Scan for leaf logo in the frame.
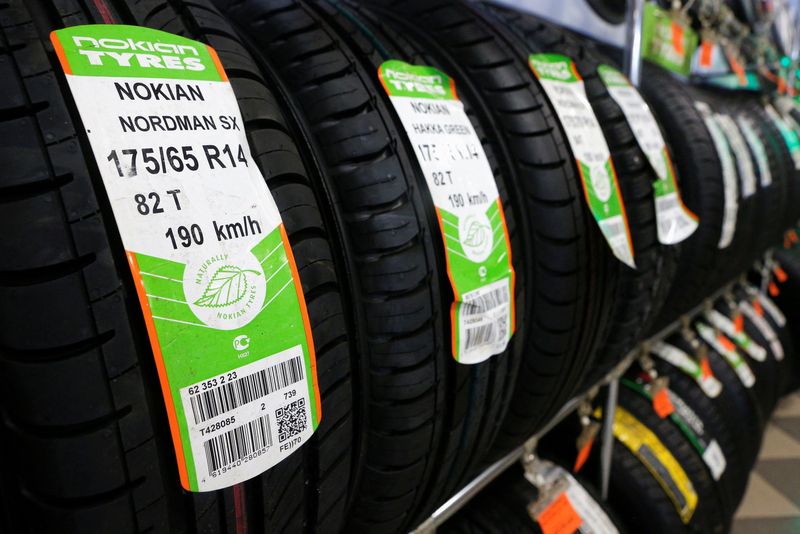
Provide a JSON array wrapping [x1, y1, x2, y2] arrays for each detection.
[[193, 265, 260, 308], [463, 220, 490, 248]]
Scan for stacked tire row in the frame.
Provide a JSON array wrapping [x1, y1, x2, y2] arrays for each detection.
[[445, 278, 798, 533], [1, 0, 798, 533]]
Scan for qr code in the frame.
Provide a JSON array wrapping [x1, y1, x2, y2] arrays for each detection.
[[276, 398, 307, 443]]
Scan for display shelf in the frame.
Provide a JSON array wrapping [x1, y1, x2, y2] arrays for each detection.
[[409, 279, 742, 533]]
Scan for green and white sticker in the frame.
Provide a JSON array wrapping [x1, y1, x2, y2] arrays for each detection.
[[641, 2, 698, 77], [51, 25, 320, 492], [714, 114, 757, 198], [704, 309, 767, 361], [736, 115, 772, 186], [530, 54, 635, 267], [598, 65, 698, 244], [695, 101, 738, 249], [378, 60, 515, 364], [695, 322, 755, 388], [651, 341, 722, 398], [765, 103, 800, 170]]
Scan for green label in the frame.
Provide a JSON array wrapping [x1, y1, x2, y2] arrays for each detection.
[[598, 64, 698, 244], [379, 60, 515, 364], [52, 25, 318, 492], [530, 54, 635, 267], [51, 24, 223, 81], [641, 3, 698, 76]]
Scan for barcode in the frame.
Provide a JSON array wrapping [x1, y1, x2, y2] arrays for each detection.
[[462, 286, 509, 316], [203, 414, 272, 473], [189, 356, 304, 424], [464, 323, 497, 350], [657, 194, 680, 212], [601, 218, 626, 238]]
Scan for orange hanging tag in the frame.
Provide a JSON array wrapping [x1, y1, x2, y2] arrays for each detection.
[[718, 334, 736, 352], [653, 388, 675, 418], [774, 264, 788, 283], [734, 314, 744, 333], [752, 299, 764, 316], [537, 493, 583, 534], [700, 356, 714, 379], [726, 49, 747, 85], [672, 21, 685, 55], [700, 40, 714, 67], [769, 281, 780, 297], [573, 438, 594, 474]]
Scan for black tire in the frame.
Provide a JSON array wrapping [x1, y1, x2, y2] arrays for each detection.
[[714, 297, 780, 415], [649, 359, 743, 520], [698, 91, 760, 288], [671, 332, 765, 466], [734, 98, 788, 253], [0, 1, 351, 533], [611, 387, 726, 533], [640, 66, 728, 327], [487, 7, 680, 380], [774, 248, 800, 392], [211, 1, 524, 531], [360, 0, 618, 452]]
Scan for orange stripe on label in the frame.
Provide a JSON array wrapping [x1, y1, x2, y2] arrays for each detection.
[[671, 22, 685, 55], [279, 224, 321, 424], [126, 251, 190, 489], [207, 45, 228, 82], [50, 32, 72, 75], [699, 40, 714, 68]]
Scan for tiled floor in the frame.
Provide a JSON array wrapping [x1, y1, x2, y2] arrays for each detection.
[[732, 393, 800, 533]]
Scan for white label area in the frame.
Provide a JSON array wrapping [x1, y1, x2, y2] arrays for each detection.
[[696, 322, 755, 388], [54, 25, 318, 492], [695, 102, 738, 249], [379, 60, 514, 364], [737, 115, 772, 186], [704, 309, 767, 361], [745, 285, 787, 326], [600, 66, 698, 244], [530, 55, 635, 267], [715, 114, 757, 198], [702, 440, 727, 481], [564, 472, 619, 534], [651, 341, 722, 397]]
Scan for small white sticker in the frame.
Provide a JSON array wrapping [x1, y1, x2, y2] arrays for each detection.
[[702, 440, 727, 481]]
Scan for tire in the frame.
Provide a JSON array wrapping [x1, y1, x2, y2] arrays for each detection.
[[714, 297, 780, 415], [640, 66, 727, 327], [487, 6, 680, 381], [671, 333, 765, 466], [649, 359, 742, 521], [612, 387, 726, 533], [734, 98, 788, 253], [698, 91, 759, 288], [211, 1, 524, 531], [774, 248, 800, 392], [360, 0, 618, 452], [0, 1, 351, 533]]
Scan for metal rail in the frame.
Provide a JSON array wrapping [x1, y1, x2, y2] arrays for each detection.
[[409, 279, 740, 533]]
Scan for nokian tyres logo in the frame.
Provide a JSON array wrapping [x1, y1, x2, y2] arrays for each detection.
[[71, 35, 206, 71], [51, 25, 224, 81]]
